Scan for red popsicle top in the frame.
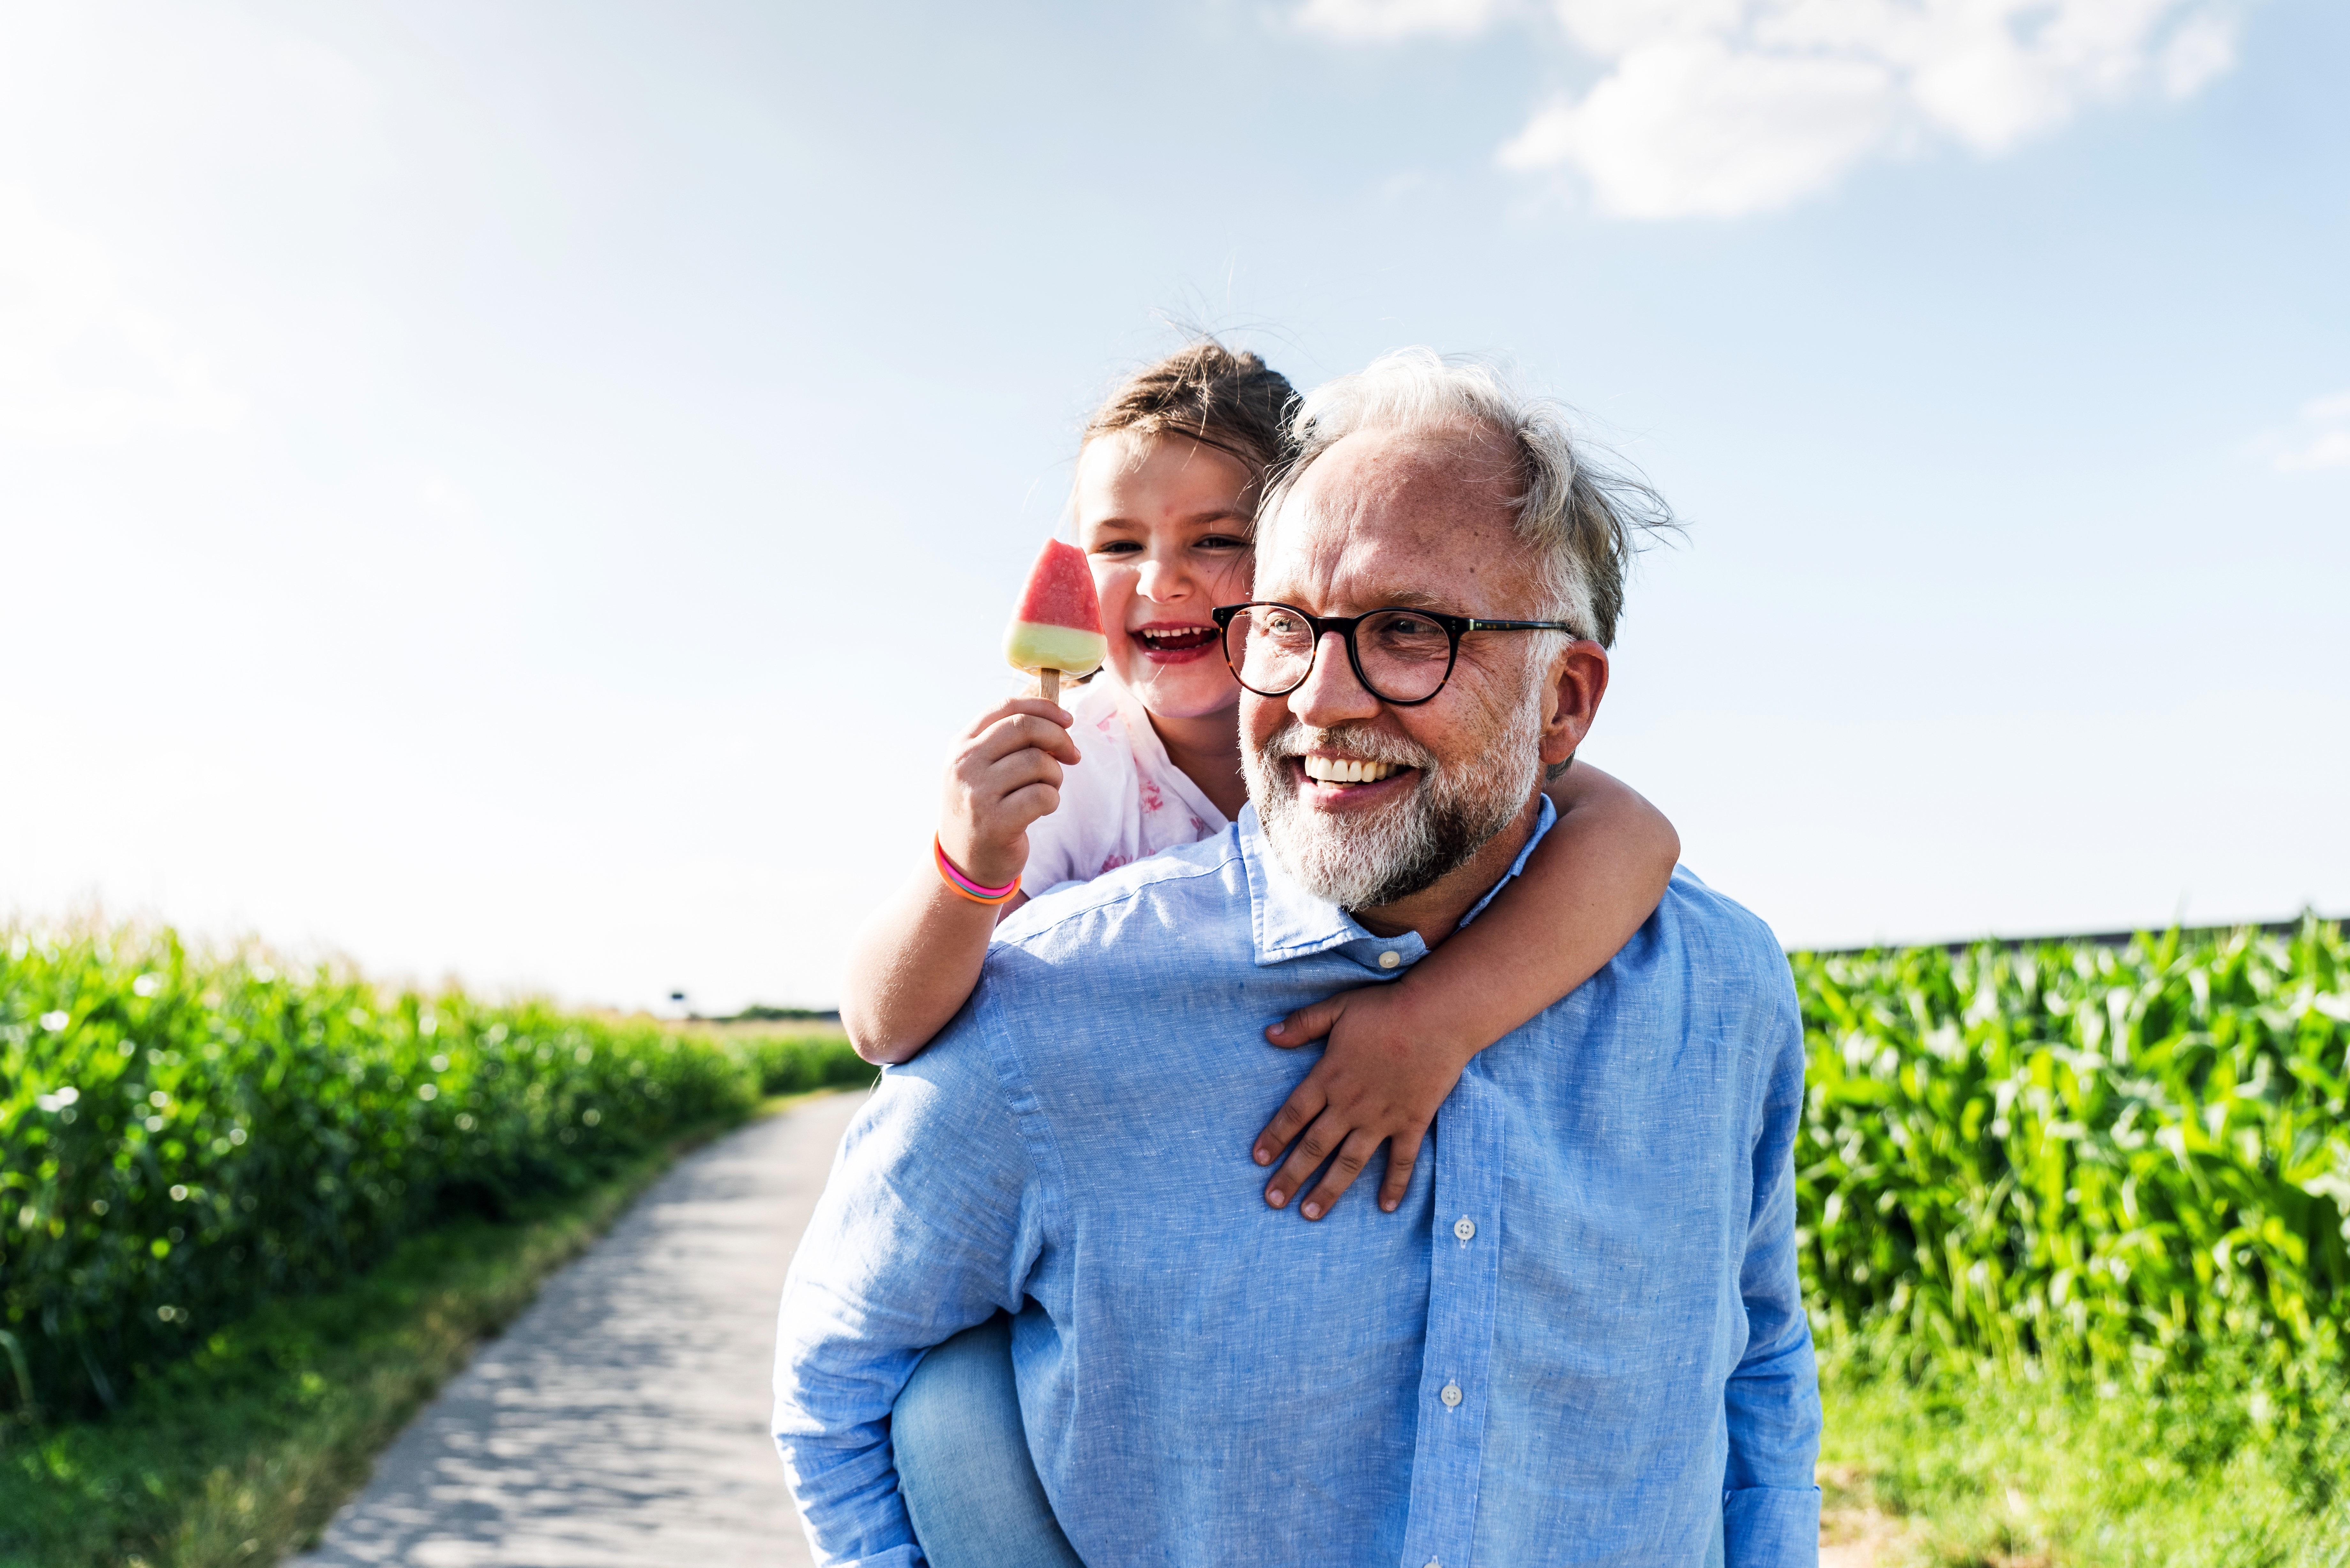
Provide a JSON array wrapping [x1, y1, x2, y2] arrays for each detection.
[[1012, 538, 1102, 632]]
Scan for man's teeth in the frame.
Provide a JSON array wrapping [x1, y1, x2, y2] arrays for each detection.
[[1302, 756, 1404, 784]]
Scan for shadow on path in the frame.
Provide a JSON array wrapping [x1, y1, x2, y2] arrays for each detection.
[[295, 1091, 868, 1568]]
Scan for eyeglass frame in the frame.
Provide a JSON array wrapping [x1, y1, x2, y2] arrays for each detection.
[[1209, 600, 1585, 708]]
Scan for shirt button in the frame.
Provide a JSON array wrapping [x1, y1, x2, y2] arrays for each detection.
[[1378, 950, 1401, 969], [1453, 1217, 1476, 1242], [1440, 1382, 1463, 1408]]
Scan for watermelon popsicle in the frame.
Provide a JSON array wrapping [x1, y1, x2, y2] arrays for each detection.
[[1003, 538, 1105, 701]]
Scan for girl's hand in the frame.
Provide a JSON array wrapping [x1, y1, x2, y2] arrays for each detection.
[[939, 698, 1081, 888], [1251, 983, 1475, 1220]]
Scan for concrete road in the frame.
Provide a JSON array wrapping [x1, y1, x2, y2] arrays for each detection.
[[294, 1090, 868, 1568]]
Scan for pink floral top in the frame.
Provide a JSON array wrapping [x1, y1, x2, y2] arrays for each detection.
[[1019, 678, 1231, 895]]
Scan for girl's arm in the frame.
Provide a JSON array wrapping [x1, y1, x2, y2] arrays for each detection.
[[838, 698, 1076, 1065], [1251, 761, 1678, 1218]]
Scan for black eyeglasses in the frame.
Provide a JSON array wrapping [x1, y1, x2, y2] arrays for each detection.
[[1210, 601, 1582, 707]]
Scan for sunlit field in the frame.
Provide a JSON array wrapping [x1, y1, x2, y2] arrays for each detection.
[[7, 917, 2348, 1563], [1, 923, 868, 1564], [1801, 918, 2350, 1563]]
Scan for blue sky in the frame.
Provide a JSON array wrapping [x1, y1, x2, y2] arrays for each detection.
[[3, 0, 2343, 1011]]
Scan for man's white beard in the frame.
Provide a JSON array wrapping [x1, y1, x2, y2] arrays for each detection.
[[1244, 684, 1545, 913]]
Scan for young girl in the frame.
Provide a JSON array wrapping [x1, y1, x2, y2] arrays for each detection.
[[840, 340, 1680, 1221]]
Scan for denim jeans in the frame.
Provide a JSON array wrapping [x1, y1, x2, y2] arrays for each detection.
[[894, 1313, 1728, 1568], [893, 1312, 1085, 1568]]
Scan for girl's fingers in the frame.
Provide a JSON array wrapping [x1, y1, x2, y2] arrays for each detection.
[[1263, 1103, 1343, 1211], [975, 749, 1064, 805], [1376, 1127, 1428, 1214], [951, 746, 1063, 821], [1298, 1128, 1386, 1221], [968, 712, 1082, 768], [1253, 1075, 1329, 1168], [942, 751, 1066, 885], [960, 697, 1073, 741], [995, 781, 1061, 826], [1265, 996, 1346, 1048]]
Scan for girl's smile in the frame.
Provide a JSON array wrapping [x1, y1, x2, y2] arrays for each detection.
[[1129, 621, 1222, 662]]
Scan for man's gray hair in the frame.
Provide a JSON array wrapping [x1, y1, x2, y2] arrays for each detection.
[[1258, 349, 1673, 646]]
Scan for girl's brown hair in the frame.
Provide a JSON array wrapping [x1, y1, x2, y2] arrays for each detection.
[[1081, 339, 1298, 502]]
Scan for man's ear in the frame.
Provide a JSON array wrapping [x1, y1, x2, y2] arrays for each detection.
[[1538, 639, 1609, 772]]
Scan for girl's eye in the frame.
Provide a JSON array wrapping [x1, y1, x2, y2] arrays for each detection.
[[1197, 534, 1250, 551], [1089, 540, 1142, 556]]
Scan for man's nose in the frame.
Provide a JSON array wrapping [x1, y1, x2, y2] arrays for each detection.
[[1287, 630, 1381, 728]]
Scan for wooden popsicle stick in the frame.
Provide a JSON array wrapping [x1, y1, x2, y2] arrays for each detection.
[[1039, 668, 1060, 703]]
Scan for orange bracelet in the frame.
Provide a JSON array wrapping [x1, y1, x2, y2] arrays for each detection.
[[935, 836, 1021, 905]]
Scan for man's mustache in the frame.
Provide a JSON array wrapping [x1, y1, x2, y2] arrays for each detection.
[[1259, 722, 1436, 773]]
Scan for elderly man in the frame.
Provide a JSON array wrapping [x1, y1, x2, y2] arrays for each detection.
[[774, 351, 1820, 1567]]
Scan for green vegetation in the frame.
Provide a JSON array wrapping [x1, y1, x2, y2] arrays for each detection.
[[1818, 1354, 2350, 1567], [1799, 916, 2350, 1561], [733, 1029, 870, 1097], [0, 922, 870, 1429], [14, 909, 2349, 1563], [0, 1120, 751, 1568], [721, 1004, 842, 1024]]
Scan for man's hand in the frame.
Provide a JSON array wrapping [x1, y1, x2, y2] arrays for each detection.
[[1252, 984, 1477, 1219]]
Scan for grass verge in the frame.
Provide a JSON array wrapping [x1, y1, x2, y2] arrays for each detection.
[[1819, 1356, 2350, 1566], [0, 1095, 827, 1568]]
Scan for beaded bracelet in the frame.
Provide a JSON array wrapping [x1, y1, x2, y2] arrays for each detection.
[[935, 835, 1021, 906]]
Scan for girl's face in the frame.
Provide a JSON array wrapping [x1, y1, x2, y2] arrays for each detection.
[[1073, 431, 1256, 722]]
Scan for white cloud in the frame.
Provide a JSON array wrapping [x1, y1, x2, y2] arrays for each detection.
[[2264, 392, 2350, 473], [1500, 36, 1902, 217], [0, 191, 245, 445], [1300, 0, 2242, 219], [1295, 0, 1524, 42]]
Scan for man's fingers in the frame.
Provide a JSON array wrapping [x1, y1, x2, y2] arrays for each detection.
[[1299, 1129, 1385, 1220], [1252, 1080, 1328, 1169], [1265, 997, 1345, 1049], [1377, 1127, 1428, 1214]]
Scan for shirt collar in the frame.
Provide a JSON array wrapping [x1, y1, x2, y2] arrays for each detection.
[[1238, 793, 1558, 974]]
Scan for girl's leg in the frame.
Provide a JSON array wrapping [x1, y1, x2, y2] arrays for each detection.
[[892, 1312, 1084, 1568]]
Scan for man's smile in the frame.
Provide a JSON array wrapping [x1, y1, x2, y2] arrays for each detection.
[[1290, 752, 1420, 806]]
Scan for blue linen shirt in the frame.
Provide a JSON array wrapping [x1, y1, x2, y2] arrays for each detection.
[[774, 800, 1821, 1567]]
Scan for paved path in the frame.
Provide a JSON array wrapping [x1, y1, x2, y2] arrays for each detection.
[[295, 1091, 867, 1568]]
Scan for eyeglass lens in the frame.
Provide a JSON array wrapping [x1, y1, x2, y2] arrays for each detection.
[[1225, 605, 1455, 704]]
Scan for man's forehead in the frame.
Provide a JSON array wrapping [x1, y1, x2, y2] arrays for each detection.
[[1262, 426, 1533, 613]]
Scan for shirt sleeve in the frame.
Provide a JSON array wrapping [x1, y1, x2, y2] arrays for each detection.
[[1722, 975, 1824, 1567], [772, 992, 1043, 1567]]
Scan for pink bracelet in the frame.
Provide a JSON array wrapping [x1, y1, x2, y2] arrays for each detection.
[[935, 836, 1021, 905]]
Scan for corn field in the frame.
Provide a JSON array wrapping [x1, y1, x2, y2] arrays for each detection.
[[0, 924, 864, 1425], [1796, 916, 2350, 1387], [10, 912, 2345, 1436]]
